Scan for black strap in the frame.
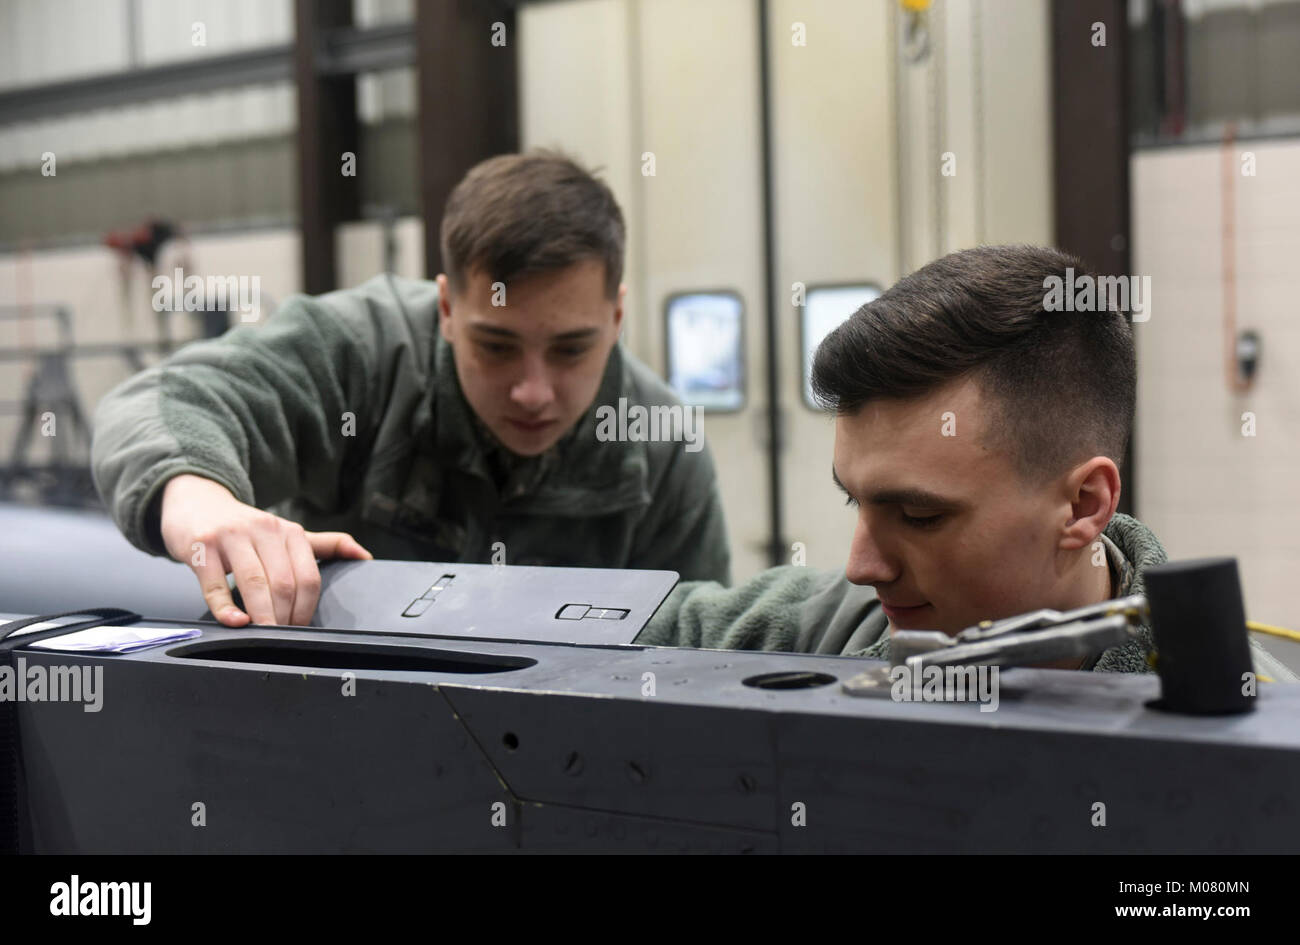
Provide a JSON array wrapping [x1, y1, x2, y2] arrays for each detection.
[[0, 607, 140, 654]]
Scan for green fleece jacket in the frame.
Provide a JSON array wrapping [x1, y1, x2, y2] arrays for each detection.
[[637, 512, 1298, 680], [91, 274, 730, 582]]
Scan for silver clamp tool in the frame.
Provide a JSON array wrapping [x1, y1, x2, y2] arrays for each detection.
[[842, 594, 1150, 697]]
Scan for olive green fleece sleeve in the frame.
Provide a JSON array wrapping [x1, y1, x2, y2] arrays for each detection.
[[627, 439, 731, 586], [91, 289, 389, 556], [635, 566, 841, 651]]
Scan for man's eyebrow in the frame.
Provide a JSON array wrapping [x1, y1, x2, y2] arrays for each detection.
[[865, 487, 962, 509], [469, 324, 519, 339], [467, 324, 599, 343], [550, 327, 600, 342], [830, 467, 962, 509]]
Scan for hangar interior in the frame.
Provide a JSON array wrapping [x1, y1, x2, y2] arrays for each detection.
[[0, 0, 1298, 674]]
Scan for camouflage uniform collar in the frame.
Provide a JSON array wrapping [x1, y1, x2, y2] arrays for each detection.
[[1096, 530, 1135, 599], [468, 408, 575, 500]]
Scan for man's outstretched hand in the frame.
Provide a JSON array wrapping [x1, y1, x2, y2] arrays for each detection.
[[159, 473, 373, 627]]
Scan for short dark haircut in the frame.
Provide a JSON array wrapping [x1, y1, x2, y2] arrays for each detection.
[[439, 149, 626, 299], [810, 245, 1136, 485]]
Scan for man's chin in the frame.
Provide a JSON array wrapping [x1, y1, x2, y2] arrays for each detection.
[[494, 423, 566, 457], [881, 602, 938, 631]]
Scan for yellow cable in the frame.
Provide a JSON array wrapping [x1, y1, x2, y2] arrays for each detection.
[[1144, 621, 1297, 682], [1248, 620, 1300, 644]]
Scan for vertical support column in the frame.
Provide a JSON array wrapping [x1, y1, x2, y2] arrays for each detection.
[[757, 0, 785, 567], [415, 0, 519, 278], [294, 0, 360, 294], [1051, 0, 1135, 516]]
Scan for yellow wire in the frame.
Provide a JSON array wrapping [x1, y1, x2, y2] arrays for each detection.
[[1248, 620, 1300, 644], [1143, 621, 1297, 682]]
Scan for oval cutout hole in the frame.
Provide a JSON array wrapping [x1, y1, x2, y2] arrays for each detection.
[[169, 638, 535, 674], [742, 670, 837, 690]]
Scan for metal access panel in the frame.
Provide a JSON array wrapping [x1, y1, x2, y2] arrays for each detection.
[[306, 560, 679, 645], [9, 617, 1300, 853], [0, 505, 678, 645]]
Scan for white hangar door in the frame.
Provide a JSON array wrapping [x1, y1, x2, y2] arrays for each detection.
[[520, 0, 771, 582]]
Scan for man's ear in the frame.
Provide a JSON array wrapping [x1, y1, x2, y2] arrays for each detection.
[[1058, 457, 1121, 551], [436, 273, 453, 338]]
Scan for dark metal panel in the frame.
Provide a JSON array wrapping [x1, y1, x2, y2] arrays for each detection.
[[773, 711, 1297, 853], [18, 652, 516, 853], [12, 623, 1300, 852], [443, 687, 778, 830], [519, 805, 776, 853]]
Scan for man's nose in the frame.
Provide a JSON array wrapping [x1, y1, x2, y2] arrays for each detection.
[[844, 514, 898, 586], [510, 353, 555, 411]]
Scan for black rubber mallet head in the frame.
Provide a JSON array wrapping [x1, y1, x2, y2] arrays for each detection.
[[1143, 557, 1258, 715]]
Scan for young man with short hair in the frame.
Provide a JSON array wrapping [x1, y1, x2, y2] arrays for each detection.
[[92, 151, 730, 628], [637, 245, 1294, 679]]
